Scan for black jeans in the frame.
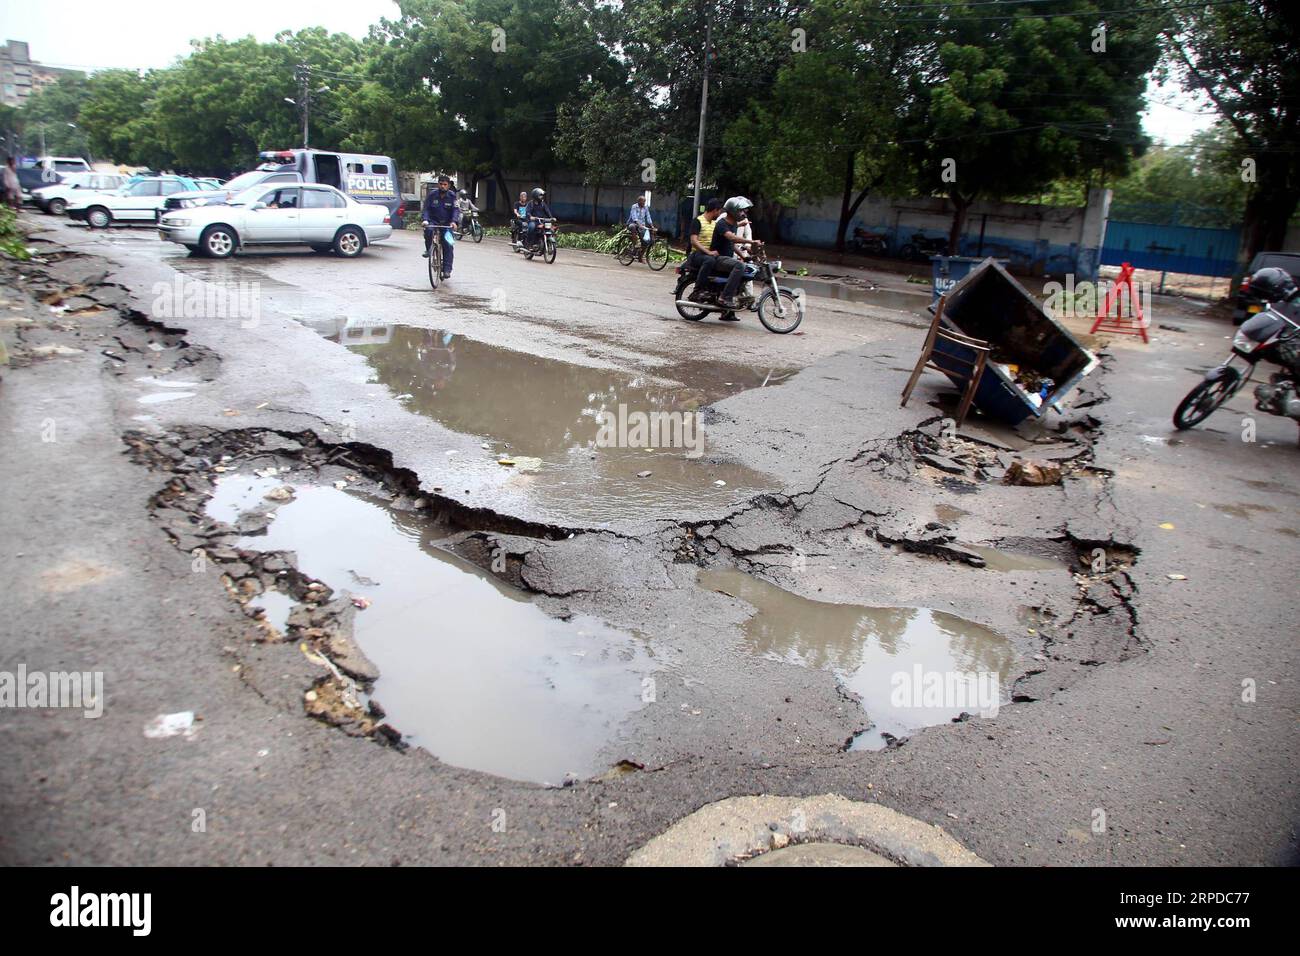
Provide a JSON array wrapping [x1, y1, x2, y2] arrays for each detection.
[[710, 256, 744, 300]]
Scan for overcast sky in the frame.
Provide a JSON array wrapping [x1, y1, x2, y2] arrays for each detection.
[[9, 0, 1217, 144]]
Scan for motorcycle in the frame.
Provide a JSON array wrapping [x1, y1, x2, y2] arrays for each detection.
[[519, 217, 557, 263], [1173, 302, 1300, 430], [849, 227, 888, 256], [672, 248, 804, 333], [898, 232, 948, 261], [456, 211, 484, 243]]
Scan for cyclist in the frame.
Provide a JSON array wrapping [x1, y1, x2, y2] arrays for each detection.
[[626, 194, 654, 262], [524, 187, 554, 252], [421, 174, 461, 279]]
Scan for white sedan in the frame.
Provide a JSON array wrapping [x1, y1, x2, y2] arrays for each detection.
[[158, 183, 393, 259]]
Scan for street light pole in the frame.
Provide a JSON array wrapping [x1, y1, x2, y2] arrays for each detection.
[[691, 18, 711, 219]]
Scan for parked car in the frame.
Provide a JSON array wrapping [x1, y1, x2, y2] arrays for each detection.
[[161, 148, 403, 223], [65, 176, 205, 228], [1234, 251, 1300, 324], [31, 172, 131, 215], [16, 165, 61, 203], [158, 182, 392, 258]]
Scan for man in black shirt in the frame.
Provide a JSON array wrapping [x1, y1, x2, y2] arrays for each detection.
[[693, 196, 763, 313]]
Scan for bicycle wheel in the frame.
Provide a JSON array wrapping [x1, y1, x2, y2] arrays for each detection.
[[427, 242, 441, 290], [647, 238, 670, 271], [615, 236, 636, 267]]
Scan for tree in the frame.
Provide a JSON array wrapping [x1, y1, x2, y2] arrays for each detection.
[[1161, 0, 1300, 268], [901, 0, 1160, 252], [78, 69, 153, 165], [17, 75, 89, 156], [367, 0, 619, 208], [555, 84, 660, 224], [726, 0, 916, 250]]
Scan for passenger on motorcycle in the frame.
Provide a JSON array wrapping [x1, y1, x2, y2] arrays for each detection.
[[627, 194, 654, 261], [691, 196, 763, 314], [511, 191, 529, 247], [686, 199, 723, 277], [524, 187, 554, 250], [422, 174, 461, 279]]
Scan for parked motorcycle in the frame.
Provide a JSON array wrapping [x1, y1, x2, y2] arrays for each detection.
[[520, 217, 557, 263], [898, 232, 948, 261], [456, 211, 484, 243], [1173, 302, 1300, 430], [849, 227, 888, 256], [672, 248, 804, 333]]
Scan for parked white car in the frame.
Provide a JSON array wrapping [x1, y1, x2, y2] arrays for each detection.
[[158, 183, 393, 259], [66, 176, 205, 228], [32, 172, 131, 215]]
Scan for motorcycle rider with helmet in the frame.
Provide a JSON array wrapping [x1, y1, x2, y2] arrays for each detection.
[[524, 187, 554, 253], [691, 196, 763, 315]]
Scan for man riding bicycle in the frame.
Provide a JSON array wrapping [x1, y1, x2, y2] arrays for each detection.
[[422, 174, 461, 279], [626, 194, 654, 262]]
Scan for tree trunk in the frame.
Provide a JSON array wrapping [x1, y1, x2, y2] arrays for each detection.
[[1236, 155, 1300, 281], [492, 167, 510, 215], [948, 193, 972, 256], [834, 150, 858, 253]]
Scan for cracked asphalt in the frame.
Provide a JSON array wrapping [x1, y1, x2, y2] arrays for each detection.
[[1, 216, 1297, 866]]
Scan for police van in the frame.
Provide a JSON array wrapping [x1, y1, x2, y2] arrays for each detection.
[[163, 149, 404, 223]]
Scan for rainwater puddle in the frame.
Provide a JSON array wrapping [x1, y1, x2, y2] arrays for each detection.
[[206, 476, 656, 783], [307, 323, 781, 521], [963, 545, 1068, 573], [248, 588, 296, 633], [699, 568, 1016, 748], [138, 392, 196, 404]]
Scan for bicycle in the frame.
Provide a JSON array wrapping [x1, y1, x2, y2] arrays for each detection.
[[615, 227, 670, 271], [425, 225, 447, 289]]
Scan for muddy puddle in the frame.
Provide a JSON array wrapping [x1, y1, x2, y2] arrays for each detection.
[[699, 568, 1017, 748], [304, 323, 782, 522], [962, 545, 1068, 573], [207, 473, 657, 783]]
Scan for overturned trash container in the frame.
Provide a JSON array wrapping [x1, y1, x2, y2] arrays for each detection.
[[932, 258, 1096, 426]]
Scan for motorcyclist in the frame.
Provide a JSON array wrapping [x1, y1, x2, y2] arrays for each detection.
[[421, 173, 461, 279], [524, 187, 554, 252], [457, 188, 479, 224], [1247, 267, 1300, 319], [627, 194, 654, 261], [692, 196, 763, 315]]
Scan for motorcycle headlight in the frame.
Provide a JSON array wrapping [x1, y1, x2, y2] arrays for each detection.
[[770, 260, 781, 272], [1232, 328, 1255, 352]]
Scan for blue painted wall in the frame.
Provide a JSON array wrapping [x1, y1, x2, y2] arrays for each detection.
[[1100, 221, 1240, 277]]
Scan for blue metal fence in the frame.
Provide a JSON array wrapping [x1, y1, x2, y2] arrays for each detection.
[[1101, 221, 1241, 277]]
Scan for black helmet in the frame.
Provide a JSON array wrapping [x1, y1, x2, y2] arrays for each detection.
[[1248, 267, 1298, 304], [531, 187, 545, 200]]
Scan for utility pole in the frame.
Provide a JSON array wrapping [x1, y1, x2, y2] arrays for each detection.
[[297, 63, 310, 148], [691, 18, 711, 219]]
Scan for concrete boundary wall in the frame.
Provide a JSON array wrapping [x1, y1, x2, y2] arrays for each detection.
[[481, 170, 1111, 279]]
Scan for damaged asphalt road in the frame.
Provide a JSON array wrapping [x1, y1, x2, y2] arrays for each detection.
[[1, 218, 1297, 866]]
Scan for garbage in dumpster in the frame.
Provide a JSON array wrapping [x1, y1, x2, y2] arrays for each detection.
[[930, 258, 1096, 426]]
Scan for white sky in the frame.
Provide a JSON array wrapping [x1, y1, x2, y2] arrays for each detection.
[[7, 1, 1219, 145]]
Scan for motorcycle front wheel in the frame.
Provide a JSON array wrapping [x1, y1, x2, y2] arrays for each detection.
[[544, 235, 557, 263], [1173, 376, 1235, 429], [757, 288, 803, 334], [472, 221, 483, 243]]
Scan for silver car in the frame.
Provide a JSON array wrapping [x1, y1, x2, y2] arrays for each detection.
[[158, 183, 393, 259]]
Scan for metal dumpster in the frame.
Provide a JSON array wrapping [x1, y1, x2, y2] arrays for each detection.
[[930, 258, 1097, 425]]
